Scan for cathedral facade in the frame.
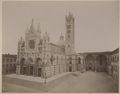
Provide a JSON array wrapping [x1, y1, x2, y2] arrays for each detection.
[[16, 13, 119, 79]]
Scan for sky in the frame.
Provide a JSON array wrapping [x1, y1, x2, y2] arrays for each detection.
[[2, 1, 119, 54]]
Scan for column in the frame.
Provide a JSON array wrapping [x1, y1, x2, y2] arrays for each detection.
[[81, 57, 84, 72], [33, 64, 36, 76], [16, 65, 21, 75], [28, 65, 30, 75], [94, 55, 97, 72], [83, 56, 86, 72]]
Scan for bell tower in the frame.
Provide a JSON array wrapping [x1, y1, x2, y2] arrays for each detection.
[[65, 12, 75, 55]]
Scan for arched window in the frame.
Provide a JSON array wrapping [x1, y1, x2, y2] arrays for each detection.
[[67, 30, 71, 34], [78, 57, 81, 64], [68, 44, 70, 48], [100, 62, 102, 65], [20, 58, 25, 66], [57, 56, 59, 64], [29, 58, 33, 62], [21, 42, 25, 47], [111, 57, 112, 62], [38, 47, 42, 53], [7, 58, 9, 62], [6, 64, 8, 73], [69, 57, 72, 64], [96, 55, 107, 66], [68, 35, 70, 38], [67, 25, 71, 29], [27, 57, 33, 64], [10, 58, 12, 62], [36, 58, 42, 65], [114, 56, 115, 62], [39, 40, 43, 45], [113, 56, 114, 62], [50, 55, 54, 64], [61, 57, 62, 64], [2, 58, 4, 62]]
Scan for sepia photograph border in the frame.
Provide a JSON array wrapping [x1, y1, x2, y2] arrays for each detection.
[[0, 0, 119, 94]]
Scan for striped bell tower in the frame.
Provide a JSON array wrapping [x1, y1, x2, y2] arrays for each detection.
[[65, 12, 75, 55]]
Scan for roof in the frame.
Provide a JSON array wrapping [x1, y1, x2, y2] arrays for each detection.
[[76, 48, 119, 56], [83, 51, 111, 55], [111, 48, 119, 55], [49, 42, 65, 48], [2, 54, 17, 58]]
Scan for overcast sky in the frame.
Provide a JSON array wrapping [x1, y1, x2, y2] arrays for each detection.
[[2, 1, 119, 54]]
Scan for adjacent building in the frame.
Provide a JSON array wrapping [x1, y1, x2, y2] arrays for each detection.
[[108, 48, 119, 83], [2, 54, 17, 75]]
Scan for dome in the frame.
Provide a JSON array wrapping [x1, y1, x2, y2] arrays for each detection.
[[56, 33, 65, 46], [56, 39, 65, 46]]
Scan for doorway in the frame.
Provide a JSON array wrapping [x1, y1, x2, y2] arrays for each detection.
[[30, 66, 33, 75], [23, 67, 27, 74], [69, 66, 72, 72], [38, 68, 42, 77]]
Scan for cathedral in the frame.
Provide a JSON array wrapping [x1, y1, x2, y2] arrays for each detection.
[[16, 12, 119, 81], [16, 12, 75, 78]]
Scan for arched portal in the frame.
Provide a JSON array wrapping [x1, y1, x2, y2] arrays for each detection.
[[77, 57, 81, 71], [85, 55, 95, 71], [96, 55, 107, 72], [68, 57, 73, 72], [20, 58, 26, 74], [69, 66, 72, 72], [20, 58, 25, 66], [38, 68, 42, 77], [78, 57, 81, 64], [68, 57, 72, 64], [36, 58, 42, 77]]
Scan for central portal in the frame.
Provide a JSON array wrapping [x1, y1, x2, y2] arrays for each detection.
[[38, 68, 42, 77], [69, 66, 72, 72], [30, 66, 33, 75]]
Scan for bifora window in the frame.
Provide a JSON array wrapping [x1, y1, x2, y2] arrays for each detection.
[[78, 57, 81, 64], [67, 25, 71, 29], [100, 62, 102, 65], [67, 30, 71, 34], [69, 57, 72, 64]]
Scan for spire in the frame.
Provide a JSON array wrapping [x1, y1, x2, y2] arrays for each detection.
[[26, 26, 29, 33], [20, 36, 24, 42], [66, 12, 74, 23], [30, 18, 35, 32], [37, 23, 41, 32], [20, 37, 23, 41], [45, 27, 48, 37], [60, 32, 64, 40], [68, 12, 73, 17], [32, 18, 34, 25], [44, 29, 50, 42]]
